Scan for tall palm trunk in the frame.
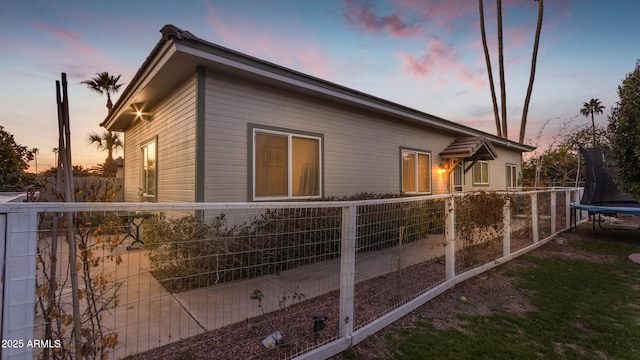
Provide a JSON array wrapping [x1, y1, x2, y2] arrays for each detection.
[[497, 0, 507, 139], [519, 0, 544, 144], [106, 93, 113, 113], [479, 0, 502, 137], [591, 112, 596, 149]]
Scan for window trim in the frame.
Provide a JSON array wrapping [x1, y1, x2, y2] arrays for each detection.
[[506, 163, 518, 190], [473, 160, 490, 186], [140, 136, 158, 202], [250, 125, 323, 201], [400, 147, 432, 194]]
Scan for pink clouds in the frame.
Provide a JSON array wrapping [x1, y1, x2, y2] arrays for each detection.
[[393, 0, 478, 30], [399, 39, 459, 77], [29, 22, 124, 81], [399, 39, 485, 89], [203, 3, 333, 80], [34, 23, 105, 62], [343, 0, 421, 37]]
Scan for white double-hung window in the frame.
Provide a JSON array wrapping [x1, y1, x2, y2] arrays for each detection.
[[401, 149, 431, 194], [506, 163, 518, 190], [140, 138, 157, 201], [473, 160, 489, 185], [253, 129, 322, 200]]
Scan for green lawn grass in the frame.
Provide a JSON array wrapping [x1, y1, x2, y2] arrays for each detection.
[[361, 240, 640, 359]]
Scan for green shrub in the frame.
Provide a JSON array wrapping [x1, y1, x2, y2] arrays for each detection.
[[144, 193, 446, 293]]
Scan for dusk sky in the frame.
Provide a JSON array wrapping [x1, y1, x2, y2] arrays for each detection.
[[1, 0, 638, 171]]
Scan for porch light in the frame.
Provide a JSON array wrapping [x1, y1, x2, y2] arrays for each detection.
[[439, 163, 448, 174], [136, 110, 152, 122]]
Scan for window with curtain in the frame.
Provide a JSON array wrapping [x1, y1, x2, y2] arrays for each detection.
[[506, 164, 517, 190], [401, 149, 431, 194], [473, 161, 489, 185], [254, 130, 321, 199], [140, 139, 157, 200]]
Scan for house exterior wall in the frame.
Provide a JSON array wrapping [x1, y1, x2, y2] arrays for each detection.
[[460, 150, 523, 192], [202, 71, 524, 202], [123, 75, 197, 202]]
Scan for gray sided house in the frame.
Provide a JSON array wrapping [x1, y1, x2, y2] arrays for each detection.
[[102, 25, 534, 203]]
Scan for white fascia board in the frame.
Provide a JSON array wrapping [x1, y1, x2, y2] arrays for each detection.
[[103, 42, 178, 129]]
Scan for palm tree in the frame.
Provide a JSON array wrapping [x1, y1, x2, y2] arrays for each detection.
[[479, 0, 502, 137], [519, 0, 544, 144], [31, 148, 39, 173], [580, 98, 605, 149], [497, 0, 507, 139], [88, 131, 123, 177], [81, 72, 123, 114]]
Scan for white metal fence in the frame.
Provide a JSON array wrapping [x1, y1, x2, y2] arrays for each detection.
[[0, 189, 586, 360]]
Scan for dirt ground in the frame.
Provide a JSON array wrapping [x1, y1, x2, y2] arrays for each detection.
[[332, 219, 640, 359]]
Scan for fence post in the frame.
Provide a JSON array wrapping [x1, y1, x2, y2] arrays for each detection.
[[565, 191, 571, 230], [550, 190, 557, 235], [0, 213, 5, 347], [2, 211, 38, 360], [503, 198, 511, 256], [531, 193, 539, 242], [339, 205, 356, 341], [445, 196, 455, 279]]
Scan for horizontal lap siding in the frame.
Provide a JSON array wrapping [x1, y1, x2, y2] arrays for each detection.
[[463, 148, 523, 192], [124, 76, 197, 202], [204, 72, 460, 201]]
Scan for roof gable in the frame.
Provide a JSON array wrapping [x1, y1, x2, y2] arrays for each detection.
[[440, 136, 498, 161]]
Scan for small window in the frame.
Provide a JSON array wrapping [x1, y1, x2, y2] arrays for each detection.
[[452, 161, 464, 192], [401, 149, 431, 194], [506, 164, 518, 190], [473, 161, 489, 185], [253, 129, 321, 200], [140, 138, 157, 201]]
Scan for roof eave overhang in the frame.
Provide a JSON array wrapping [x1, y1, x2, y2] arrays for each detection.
[[176, 42, 535, 152], [102, 41, 178, 131], [102, 27, 537, 154]]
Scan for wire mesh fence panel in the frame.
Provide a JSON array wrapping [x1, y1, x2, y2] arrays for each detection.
[[454, 193, 507, 275], [137, 206, 343, 359], [33, 205, 344, 360], [10, 189, 579, 360], [353, 198, 447, 330], [537, 192, 552, 240], [555, 191, 568, 232], [33, 210, 189, 360], [510, 193, 533, 252]]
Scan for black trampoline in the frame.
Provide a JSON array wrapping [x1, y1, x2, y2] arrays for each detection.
[[570, 148, 640, 233]]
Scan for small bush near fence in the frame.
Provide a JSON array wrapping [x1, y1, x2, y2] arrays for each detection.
[[144, 193, 445, 293]]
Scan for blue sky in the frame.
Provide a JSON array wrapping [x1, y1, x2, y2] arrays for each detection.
[[1, 0, 638, 171]]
